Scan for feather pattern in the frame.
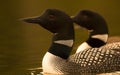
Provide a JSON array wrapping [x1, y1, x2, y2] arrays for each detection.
[[42, 42, 120, 74]]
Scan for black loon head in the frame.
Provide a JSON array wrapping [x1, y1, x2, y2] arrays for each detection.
[[72, 10, 109, 49], [22, 9, 74, 59], [72, 10, 108, 34], [22, 9, 73, 33]]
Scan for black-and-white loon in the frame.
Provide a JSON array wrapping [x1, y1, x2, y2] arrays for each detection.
[[72, 10, 108, 52], [22, 9, 120, 74], [72, 10, 120, 52]]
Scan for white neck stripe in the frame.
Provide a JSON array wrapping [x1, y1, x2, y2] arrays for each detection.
[[91, 34, 108, 42], [54, 40, 73, 47]]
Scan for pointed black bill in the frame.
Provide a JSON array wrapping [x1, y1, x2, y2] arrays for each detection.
[[21, 17, 40, 23]]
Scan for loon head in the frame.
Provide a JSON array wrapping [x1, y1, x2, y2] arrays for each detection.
[[22, 9, 73, 33], [72, 10, 109, 51], [72, 10, 108, 34], [22, 9, 74, 59]]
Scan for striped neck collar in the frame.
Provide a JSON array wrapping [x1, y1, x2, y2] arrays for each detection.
[[86, 30, 108, 48], [48, 24, 74, 59]]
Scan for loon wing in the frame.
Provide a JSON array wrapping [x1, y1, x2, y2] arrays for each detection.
[[69, 42, 120, 73]]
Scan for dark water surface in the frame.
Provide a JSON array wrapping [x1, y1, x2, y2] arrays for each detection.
[[0, 0, 120, 75]]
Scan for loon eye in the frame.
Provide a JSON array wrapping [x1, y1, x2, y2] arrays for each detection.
[[80, 14, 88, 21], [48, 15, 56, 21], [83, 15, 88, 19]]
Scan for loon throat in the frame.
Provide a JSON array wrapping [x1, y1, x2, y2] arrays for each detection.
[[48, 26, 74, 59], [42, 21, 74, 74]]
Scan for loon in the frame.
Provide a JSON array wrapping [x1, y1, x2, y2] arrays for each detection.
[[72, 10, 120, 52], [22, 9, 120, 74], [72, 10, 120, 53]]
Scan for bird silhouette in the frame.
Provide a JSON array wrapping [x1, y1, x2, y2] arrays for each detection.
[[22, 9, 120, 74]]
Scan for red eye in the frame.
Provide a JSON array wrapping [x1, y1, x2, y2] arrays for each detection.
[[49, 15, 56, 20], [83, 15, 88, 19]]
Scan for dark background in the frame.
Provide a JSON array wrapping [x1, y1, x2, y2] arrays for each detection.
[[0, 0, 120, 74]]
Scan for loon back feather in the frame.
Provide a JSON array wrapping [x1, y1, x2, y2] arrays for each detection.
[[69, 45, 120, 73], [108, 36, 120, 43], [46, 43, 120, 74]]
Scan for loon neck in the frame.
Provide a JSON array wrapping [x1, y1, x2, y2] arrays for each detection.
[[48, 24, 74, 59], [86, 22, 109, 47]]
